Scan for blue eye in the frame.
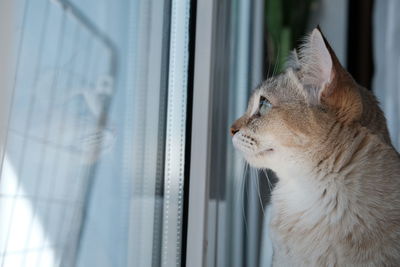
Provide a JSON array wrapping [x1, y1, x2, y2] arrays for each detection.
[[259, 96, 272, 115]]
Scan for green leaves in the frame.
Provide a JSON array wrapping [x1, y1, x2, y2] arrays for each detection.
[[265, 0, 316, 73]]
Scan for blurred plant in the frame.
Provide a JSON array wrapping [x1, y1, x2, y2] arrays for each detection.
[[266, 0, 317, 74]]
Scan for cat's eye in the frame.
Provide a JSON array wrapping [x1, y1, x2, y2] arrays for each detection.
[[258, 96, 272, 115]]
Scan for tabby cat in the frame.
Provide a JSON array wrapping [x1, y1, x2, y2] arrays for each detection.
[[231, 28, 400, 266]]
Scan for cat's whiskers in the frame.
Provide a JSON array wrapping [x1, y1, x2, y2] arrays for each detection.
[[263, 169, 273, 194], [253, 168, 265, 215], [272, 44, 281, 77], [241, 161, 249, 234], [266, 63, 271, 78]]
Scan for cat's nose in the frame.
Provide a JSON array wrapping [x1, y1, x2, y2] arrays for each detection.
[[230, 126, 239, 136]]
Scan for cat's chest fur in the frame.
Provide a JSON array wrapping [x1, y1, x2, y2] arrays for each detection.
[[269, 177, 345, 266], [268, 170, 400, 267]]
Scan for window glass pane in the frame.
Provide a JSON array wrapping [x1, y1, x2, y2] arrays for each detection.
[[0, 0, 191, 267]]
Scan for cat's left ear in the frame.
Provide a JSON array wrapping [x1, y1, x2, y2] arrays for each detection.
[[298, 28, 362, 122]]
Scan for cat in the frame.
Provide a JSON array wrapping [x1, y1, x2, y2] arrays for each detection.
[[231, 28, 400, 266]]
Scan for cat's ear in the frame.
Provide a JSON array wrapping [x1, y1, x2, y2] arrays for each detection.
[[298, 28, 336, 103], [298, 28, 362, 122]]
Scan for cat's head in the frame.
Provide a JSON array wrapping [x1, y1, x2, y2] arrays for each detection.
[[230, 28, 390, 176]]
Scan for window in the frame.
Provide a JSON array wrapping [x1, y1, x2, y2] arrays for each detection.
[[0, 0, 190, 266]]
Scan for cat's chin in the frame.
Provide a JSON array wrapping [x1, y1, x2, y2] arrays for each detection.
[[242, 150, 275, 169]]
